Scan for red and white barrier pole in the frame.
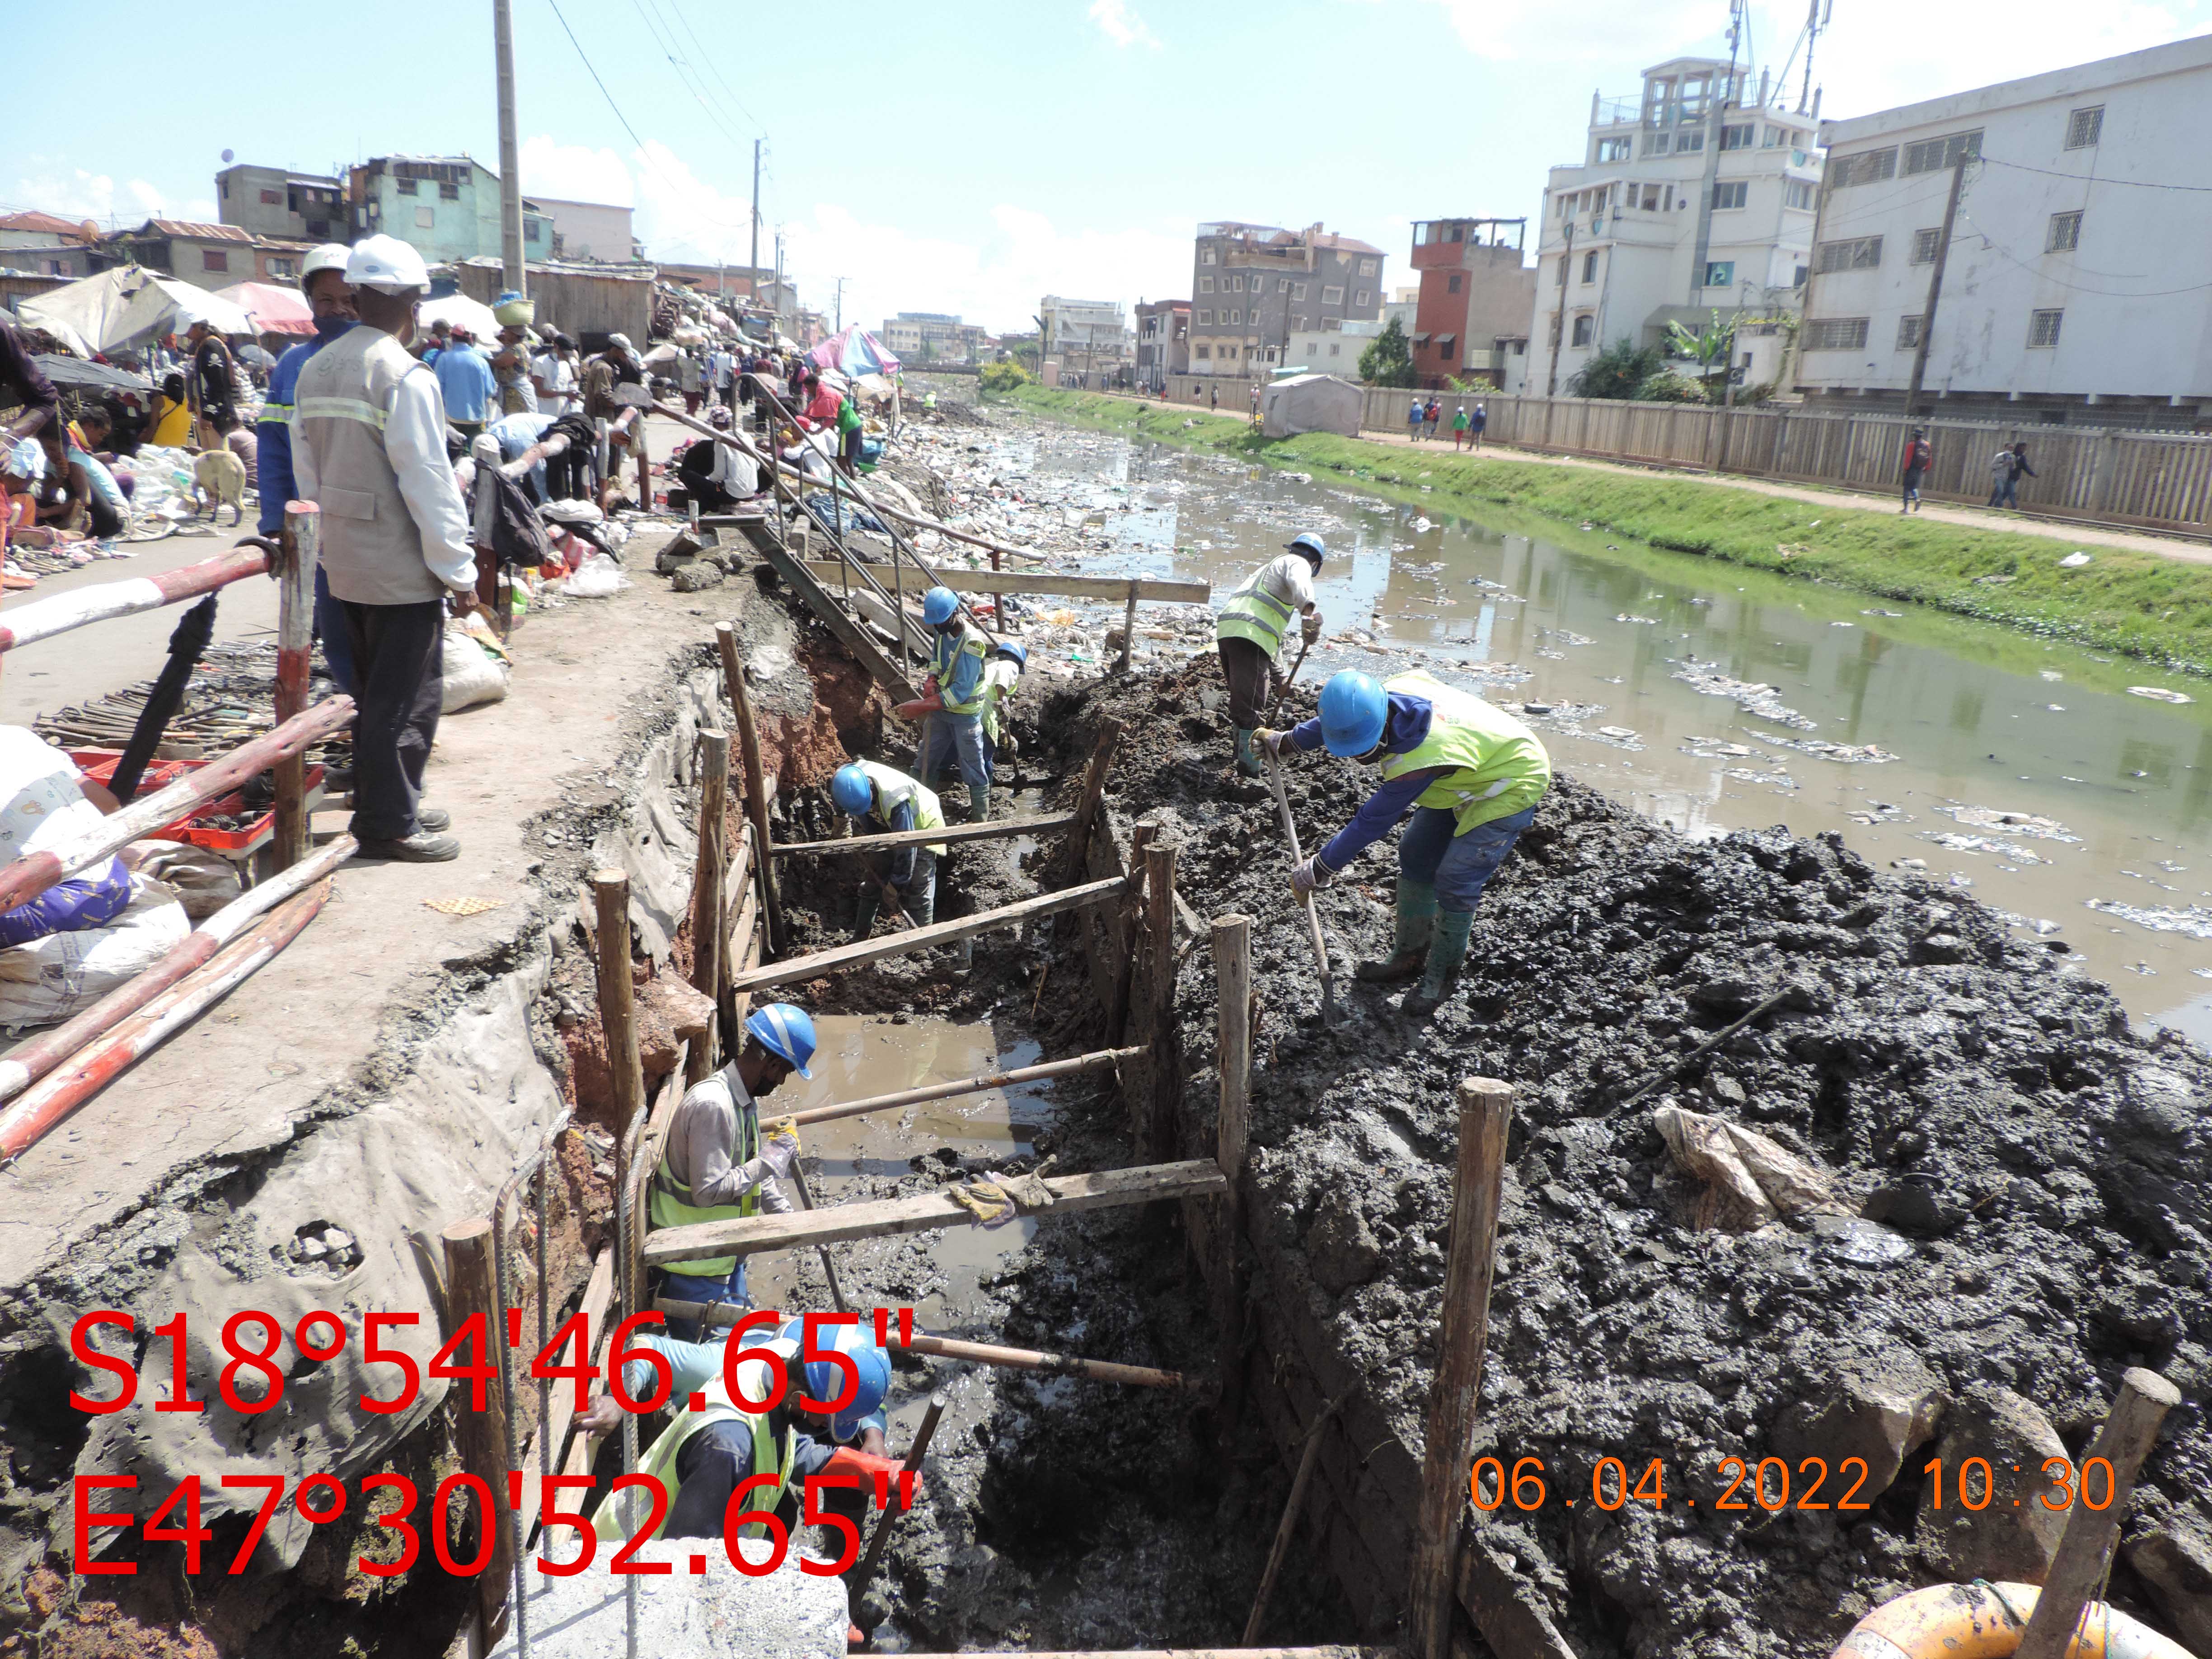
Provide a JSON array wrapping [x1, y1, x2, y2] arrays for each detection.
[[0, 697, 354, 915], [272, 502, 320, 869], [0, 546, 271, 656], [0, 880, 333, 1164], [0, 834, 356, 1106]]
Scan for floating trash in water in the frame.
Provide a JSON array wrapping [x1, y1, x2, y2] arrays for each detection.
[[1831, 620, 1856, 628], [2126, 961, 2158, 975], [2047, 704, 2067, 712], [1539, 627, 1594, 646], [1723, 767, 1798, 789], [2086, 898, 2212, 940], [1926, 832, 2049, 864], [1862, 608, 1904, 617], [1937, 805, 2082, 843], [1616, 613, 1659, 625], [1670, 662, 1818, 731], [2130, 686, 2194, 704], [1594, 725, 1640, 742], [1684, 737, 1754, 759], [1751, 732, 1899, 764]]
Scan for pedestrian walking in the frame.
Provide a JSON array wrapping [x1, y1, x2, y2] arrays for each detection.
[[1450, 405, 1470, 450], [679, 347, 704, 415], [2000, 441, 2035, 509], [1471, 401, 1488, 449], [1986, 444, 2016, 509], [1900, 428, 1931, 513], [1424, 398, 1442, 441], [433, 325, 495, 444], [1407, 397, 1424, 441]]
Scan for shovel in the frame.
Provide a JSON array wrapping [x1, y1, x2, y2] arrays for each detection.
[[1270, 636, 1312, 727], [1263, 748, 1349, 1029]]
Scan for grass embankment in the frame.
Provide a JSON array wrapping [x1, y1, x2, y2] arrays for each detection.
[[1001, 385, 2212, 683]]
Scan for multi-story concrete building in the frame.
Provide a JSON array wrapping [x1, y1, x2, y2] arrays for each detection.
[[1188, 222, 1385, 379], [1795, 34, 2212, 427], [531, 197, 637, 262], [1527, 57, 1824, 398], [1285, 319, 1380, 377], [1040, 295, 1128, 375], [98, 220, 314, 292], [1409, 217, 1537, 389], [216, 165, 346, 242], [1135, 300, 1190, 388], [880, 312, 989, 363], [347, 156, 552, 268]]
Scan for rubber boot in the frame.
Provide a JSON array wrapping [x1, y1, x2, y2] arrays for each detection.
[[1355, 880, 1438, 983], [851, 889, 881, 941], [909, 877, 936, 929], [1402, 909, 1474, 1017], [1233, 726, 1261, 780]]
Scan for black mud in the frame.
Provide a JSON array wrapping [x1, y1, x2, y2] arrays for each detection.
[[1030, 659, 2212, 1658]]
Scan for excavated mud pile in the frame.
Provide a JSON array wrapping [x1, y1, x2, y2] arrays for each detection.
[[1038, 660, 2212, 1659]]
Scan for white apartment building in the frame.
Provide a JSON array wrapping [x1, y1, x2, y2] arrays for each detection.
[[1527, 56, 1824, 398], [1286, 319, 1382, 375], [1796, 33, 2212, 428], [1039, 295, 1129, 370]]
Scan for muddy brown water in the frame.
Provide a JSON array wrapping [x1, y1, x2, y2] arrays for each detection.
[[990, 413, 2212, 1038]]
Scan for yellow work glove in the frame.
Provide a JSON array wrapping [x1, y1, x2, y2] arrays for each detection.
[[1301, 611, 1323, 644], [759, 1116, 802, 1178]]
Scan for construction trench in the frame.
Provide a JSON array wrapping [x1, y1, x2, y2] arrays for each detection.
[[0, 395, 2207, 1659]]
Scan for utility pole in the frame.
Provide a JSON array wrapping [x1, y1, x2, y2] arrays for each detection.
[[1904, 156, 1968, 418], [749, 138, 762, 287], [773, 229, 785, 332], [834, 277, 846, 333], [492, 0, 526, 293], [1544, 220, 1575, 398]]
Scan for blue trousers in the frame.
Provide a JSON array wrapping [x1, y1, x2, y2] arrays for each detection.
[[919, 712, 989, 811], [658, 1263, 750, 1341], [314, 564, 356, 696], [1397, 804, 1537, 912]]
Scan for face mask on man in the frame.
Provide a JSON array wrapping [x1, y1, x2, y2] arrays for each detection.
[[313, 313, 354, 342]]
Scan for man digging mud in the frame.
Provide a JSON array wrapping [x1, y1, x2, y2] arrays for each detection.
[[1216, 532, 1326, 778], [1260, 668, 1550, 1015]]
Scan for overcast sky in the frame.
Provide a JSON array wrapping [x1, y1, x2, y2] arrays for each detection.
[[10, 0, 2208, 333]]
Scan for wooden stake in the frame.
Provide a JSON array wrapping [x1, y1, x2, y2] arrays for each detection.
[[715, 622, 787, 955], [643, 1158, 1227, 1265], [1142, 839, 1180, 1164], [1212, 914, 1252, 1429], [850, 1391, 947, 1603], [441, 1218, 515, 1648], [1062, 717, 1123, 883], [592, 872, 648, 1138], [1246, 1393, 1349, 1645], [1408, 1078, 1514, 1659], [1118, 578, 1140, 675], [2015, 1367, 2181, 1659], [728, 876, 1128, 993], [272, 501, 319, 871], [685, 731, 730, 1087]]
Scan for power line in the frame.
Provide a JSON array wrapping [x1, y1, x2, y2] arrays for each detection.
[[1977, 154, 2212, 194], [629, 0, 753, 154], [664, 0, 767, 135], [1955, 209, 2212, 298]]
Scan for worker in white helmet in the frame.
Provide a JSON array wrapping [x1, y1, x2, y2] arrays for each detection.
[[291, 234, 480, 863]]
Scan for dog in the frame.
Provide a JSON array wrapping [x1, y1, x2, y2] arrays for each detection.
[[192, 447, 248, 526]]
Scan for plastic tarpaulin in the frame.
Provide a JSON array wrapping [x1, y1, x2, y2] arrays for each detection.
[[214, 281, 314, 337], [807, 325, 901, 380], [17, 268, 253, 353], [417, 291, 502, 341]]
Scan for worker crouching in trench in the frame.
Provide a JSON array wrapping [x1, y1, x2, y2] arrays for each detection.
[[1259, 668, 1551, 1016], [831, 760, 944, 937]]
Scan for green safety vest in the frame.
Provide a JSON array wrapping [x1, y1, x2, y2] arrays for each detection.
[[1215, 561, 1298, 660], [649, 1069, 761, 1277], [593, 1355, 794, 1544], [931, 621, 990, 716], [1378, 670, 1552, 834], [858, 759, 947, 855], [979, 660, 1019, 745]]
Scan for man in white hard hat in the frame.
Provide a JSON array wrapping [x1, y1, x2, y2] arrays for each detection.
[[249, 244, 359, 698], [291, 234, 478, 863]]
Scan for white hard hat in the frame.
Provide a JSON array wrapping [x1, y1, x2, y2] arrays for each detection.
[[302, 243, 352, 281], [345, 234, 430, 294]]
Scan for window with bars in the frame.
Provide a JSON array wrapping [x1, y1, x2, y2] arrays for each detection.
[[1829, 148, 1897, 187], [1803, 317, 1870, 351], [2028, 309, 2064, 348], [2048, 210, 2081, 252], [1815, 236, 1884, 273], [1908, 228, 1940, 264], [1712, 181, 1749, 210], [2066, 106, 2104, 149], [1896, 315, 1923, 349], [1903, 130, 1982, 175]]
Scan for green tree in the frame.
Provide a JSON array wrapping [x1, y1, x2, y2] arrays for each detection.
[[1664, 309, 1736, 397], [1358, 318, 1416, 387], [1565, 338, 1666, 400], [979, 359, 1031, 392]]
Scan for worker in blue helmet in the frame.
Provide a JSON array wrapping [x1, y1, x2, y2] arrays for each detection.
[[907, 585, 994, 822], [1257, 668, 1550, 1017], [831, 759, 947, 937], [1216, 534, 1326, 778], [584, 1311, 901, 1549], [647, 1001, 818, 1334], [979, 638, 1028, 778]]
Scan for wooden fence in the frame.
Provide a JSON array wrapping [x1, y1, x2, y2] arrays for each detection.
[[1355, 388, 2212, 536]]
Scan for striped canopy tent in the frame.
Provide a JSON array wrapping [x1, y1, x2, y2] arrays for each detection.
[[213, 281, 315, 337]]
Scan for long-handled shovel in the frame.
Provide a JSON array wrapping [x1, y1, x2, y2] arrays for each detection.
[[1263, 748, 1348, 1029], [1269, 636, 1312, 727]]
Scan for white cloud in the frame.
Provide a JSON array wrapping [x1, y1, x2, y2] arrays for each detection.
[[519, 135, 636, 209], [1089, 0, 1162, 50], [1421, 0, 1709, 62], [5, 159, 218, 230]]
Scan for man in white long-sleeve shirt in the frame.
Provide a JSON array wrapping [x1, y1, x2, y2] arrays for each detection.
[[292, 235, 478, 862]]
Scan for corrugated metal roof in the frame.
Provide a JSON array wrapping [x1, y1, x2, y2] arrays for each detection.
[[138, 220, 253, 242]]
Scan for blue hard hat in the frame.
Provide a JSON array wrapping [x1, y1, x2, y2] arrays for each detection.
[[830, 763, 873, 818], [777, 1317, 892, 1440], [1288, 533, 1327, 567], [993, 640, 1028, 669], [744, 1003, 816, 1078], [921, 586, 959, 626], [1318, 670, 1387, 757]]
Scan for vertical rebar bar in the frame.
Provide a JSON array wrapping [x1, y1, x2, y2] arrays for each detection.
[[615, 1125, 640, 1659], [490, 1153, 541, 1659]]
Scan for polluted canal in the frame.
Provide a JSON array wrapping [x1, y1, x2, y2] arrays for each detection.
[[969, 403, 2212, 1038]]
